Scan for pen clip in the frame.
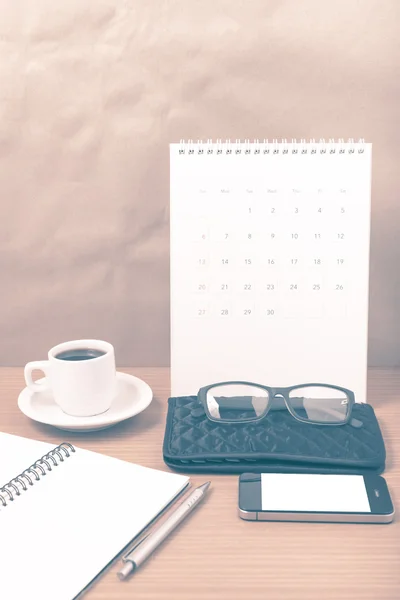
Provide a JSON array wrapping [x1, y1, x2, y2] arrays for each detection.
[[121, 482, 193, 563], [122, 534, 150, 561]]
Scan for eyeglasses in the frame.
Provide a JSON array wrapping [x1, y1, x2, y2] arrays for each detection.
[[197, 381, 362, 427]]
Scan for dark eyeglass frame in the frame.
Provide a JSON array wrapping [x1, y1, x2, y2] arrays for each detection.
[[198, 381, 357, 427]]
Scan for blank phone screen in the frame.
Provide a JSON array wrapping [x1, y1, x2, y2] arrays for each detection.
[[261, 474, 371, 513]]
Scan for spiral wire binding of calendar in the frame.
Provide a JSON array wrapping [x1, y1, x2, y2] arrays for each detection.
[[0, 442, 75, 507], [178, 138, 366, 154]]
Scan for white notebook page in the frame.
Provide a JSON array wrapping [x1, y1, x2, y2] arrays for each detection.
[[0, 433, 189, 599]]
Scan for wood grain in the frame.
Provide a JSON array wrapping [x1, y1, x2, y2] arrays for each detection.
[[1, 367, 399, 600]]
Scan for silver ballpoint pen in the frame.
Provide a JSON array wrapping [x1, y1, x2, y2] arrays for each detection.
[[117, 481, 211, 580]]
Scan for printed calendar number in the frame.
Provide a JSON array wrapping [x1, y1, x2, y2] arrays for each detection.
[[234, 299, 255, 317], [211, 227, 231, 242], [193, 255, 210, 271], [189, 224, 209, 242], [211, 280, 232, 294], [195, 306, 209, 318], [196, 283, 207, 293], [216, 301, 232, 318], [285, 198, 301, 218]]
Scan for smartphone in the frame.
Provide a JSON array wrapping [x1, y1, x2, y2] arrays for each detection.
[[239, 472, 395, 523]]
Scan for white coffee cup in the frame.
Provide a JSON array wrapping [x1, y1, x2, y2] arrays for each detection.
[[24, 339, 117, 417]]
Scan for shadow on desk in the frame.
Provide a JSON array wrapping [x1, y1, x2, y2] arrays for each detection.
[[27, 394, 165, 450]]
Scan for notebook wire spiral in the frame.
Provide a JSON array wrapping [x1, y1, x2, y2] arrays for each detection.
[[177, 138, 366, 154], [0, 442, 75, 506]]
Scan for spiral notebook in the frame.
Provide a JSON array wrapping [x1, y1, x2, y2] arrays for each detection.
[[170, 139, 372, 400], [0, 432, 189, 599]]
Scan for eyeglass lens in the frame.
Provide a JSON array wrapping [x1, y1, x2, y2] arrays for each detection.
[[205, 384, 269, 421], [287, 386, 350, 423]]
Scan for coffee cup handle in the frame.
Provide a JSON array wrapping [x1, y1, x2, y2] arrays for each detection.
[[24, 361, 50, 393]]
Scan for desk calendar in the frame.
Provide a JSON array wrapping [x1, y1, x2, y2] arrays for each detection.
[[170, 140, 372, 400]]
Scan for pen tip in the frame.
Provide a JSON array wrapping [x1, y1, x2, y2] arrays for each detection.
[[198, 481, 211, 493]]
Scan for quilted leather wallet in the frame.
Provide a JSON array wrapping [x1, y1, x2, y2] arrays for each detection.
[[163, 396, 386, 474]]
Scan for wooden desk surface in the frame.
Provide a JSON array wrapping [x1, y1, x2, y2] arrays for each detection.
[[1, 367, 400, 600]]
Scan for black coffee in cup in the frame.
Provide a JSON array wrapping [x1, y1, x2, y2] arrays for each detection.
[[55, 348, 106, 361]]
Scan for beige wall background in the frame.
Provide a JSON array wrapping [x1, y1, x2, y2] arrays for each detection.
[[0, 1, 399, 367]]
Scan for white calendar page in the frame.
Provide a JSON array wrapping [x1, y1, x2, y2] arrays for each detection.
[[170, 141, 372, 401]]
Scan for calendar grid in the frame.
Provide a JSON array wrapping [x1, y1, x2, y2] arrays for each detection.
[[170, 141, 371, 400]]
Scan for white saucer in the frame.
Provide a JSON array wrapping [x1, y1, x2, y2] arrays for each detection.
[[17, 372, 153, 432]]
